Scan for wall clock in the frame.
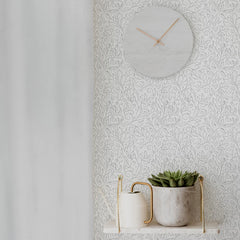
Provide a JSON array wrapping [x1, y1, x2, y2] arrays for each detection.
[[124, 7, 194, 78]]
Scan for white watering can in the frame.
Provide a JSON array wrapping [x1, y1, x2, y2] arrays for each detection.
[[99, 175, 153, 232]]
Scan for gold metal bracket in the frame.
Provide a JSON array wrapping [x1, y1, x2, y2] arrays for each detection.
[[199, 175, 205, 233]]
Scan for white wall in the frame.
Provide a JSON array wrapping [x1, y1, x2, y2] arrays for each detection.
[[94, 0, 240, 239], [0, 0, 93, 239]]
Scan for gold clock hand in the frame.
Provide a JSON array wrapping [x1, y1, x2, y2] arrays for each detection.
[[136, 28, 165, 46], [153, 18, 180, 47]]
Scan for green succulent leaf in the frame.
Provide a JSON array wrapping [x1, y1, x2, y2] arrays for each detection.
[[178, 177, 184, 187], [176, 170, 182, 179], [185, 176, 194, 186], [150, 175, 162, 184], [160, 179, 169, 187], [163, 171, 171, 178], [169, 178, 177, 187], [153, 174, 169, 181], [148, 178, 161, 187]]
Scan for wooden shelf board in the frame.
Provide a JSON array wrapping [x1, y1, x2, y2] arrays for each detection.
[[104, 221, 220, 234]]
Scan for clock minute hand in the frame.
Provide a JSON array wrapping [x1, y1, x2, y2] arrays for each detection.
[[136, 28, 165, 46], [153, 18, 180, 47]]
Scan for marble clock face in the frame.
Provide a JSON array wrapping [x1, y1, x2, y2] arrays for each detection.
[[124, 7, 194, 78]]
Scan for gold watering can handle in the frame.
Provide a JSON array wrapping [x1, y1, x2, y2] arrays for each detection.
[[131, 182, 153, 224]]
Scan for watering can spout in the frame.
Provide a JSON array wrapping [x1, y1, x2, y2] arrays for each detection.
[[98, 187, 115, 219]]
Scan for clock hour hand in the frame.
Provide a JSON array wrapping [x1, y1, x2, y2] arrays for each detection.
[[153, 18, 179, 46], [136, 28, 165, 46]]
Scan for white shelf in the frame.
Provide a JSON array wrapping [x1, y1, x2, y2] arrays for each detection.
[[104, 221, 220, 234]]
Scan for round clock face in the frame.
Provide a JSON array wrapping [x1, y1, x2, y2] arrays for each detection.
[[124, 7, 194, 78]]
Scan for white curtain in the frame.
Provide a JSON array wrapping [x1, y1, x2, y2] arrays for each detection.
[[0, 0, 93, 239]]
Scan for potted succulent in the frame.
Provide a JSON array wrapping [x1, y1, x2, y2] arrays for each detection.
[[148, 170, 199, 227]]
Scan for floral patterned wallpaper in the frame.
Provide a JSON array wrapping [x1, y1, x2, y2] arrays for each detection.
[[93, 0, 240, 239]]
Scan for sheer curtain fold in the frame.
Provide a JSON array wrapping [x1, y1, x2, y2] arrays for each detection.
[[0, 0, 93, 239]]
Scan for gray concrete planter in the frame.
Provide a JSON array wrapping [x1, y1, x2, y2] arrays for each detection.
[[153, 186, 195, 227]]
